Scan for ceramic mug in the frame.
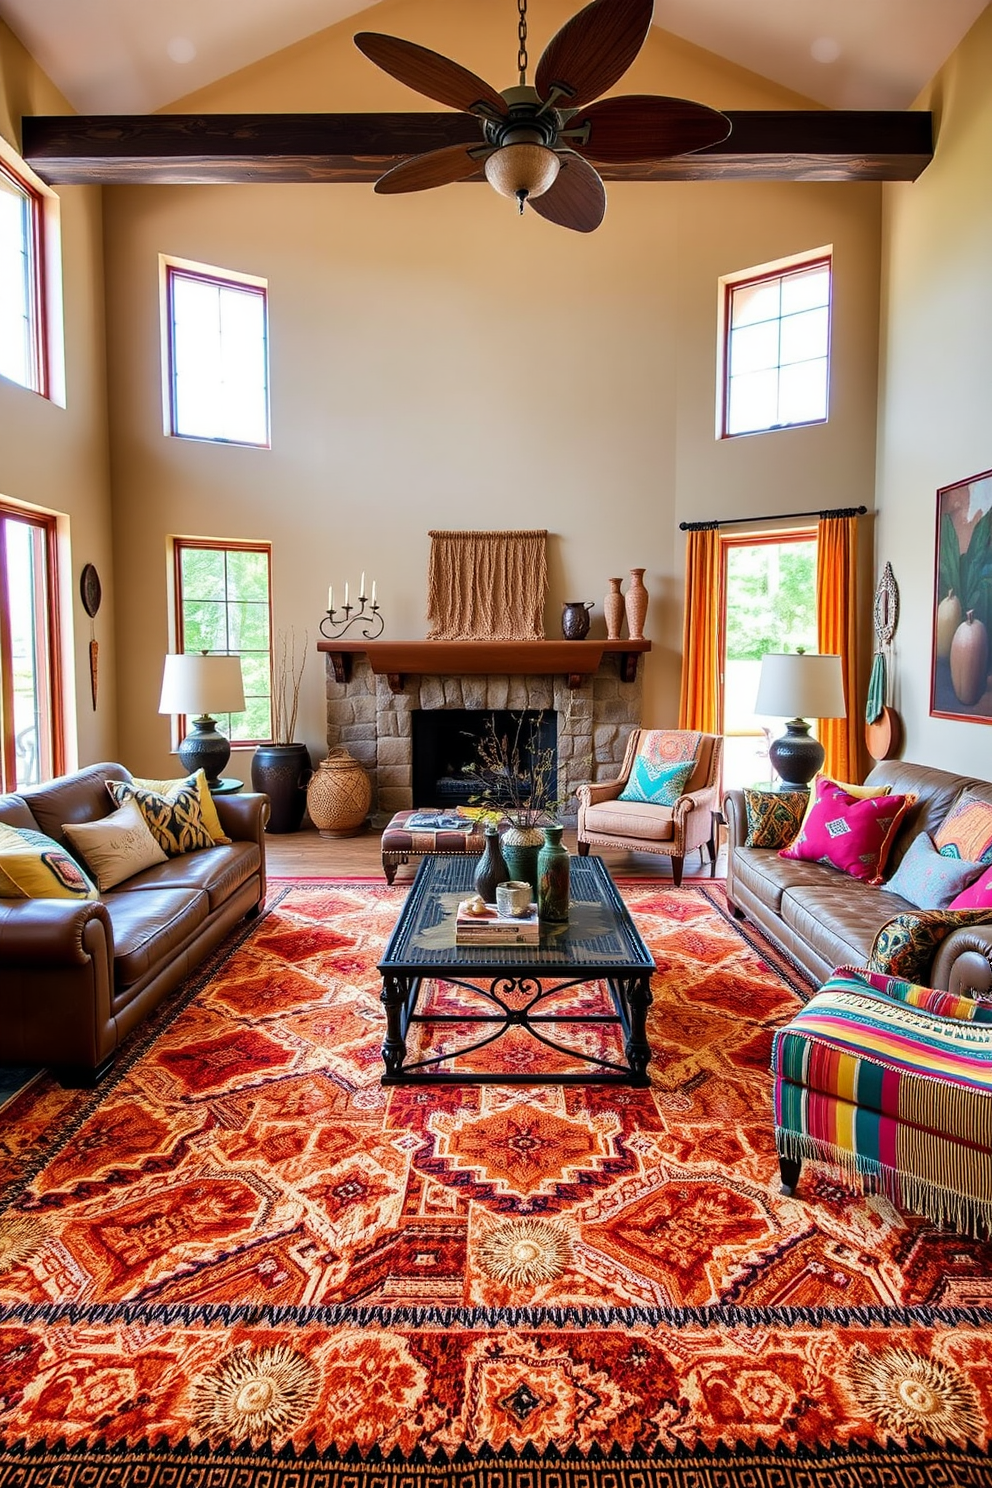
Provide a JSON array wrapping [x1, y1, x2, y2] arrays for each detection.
[[496, 880, 532, 917]]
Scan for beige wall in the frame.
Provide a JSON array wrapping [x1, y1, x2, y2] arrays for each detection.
[[0, 20, 117, 771], [99, 0, 884, 780], [876, 4, 992, 778]]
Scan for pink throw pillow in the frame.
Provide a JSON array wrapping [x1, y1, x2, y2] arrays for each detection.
[[779, 777, 913, 883], [948, 863, 992, 910]]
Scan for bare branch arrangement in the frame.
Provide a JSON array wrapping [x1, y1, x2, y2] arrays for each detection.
[[272, 628, 307, 744], [463, 712, 572, 829]]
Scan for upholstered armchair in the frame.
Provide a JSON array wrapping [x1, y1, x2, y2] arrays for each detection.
[[576, 729, 723, 886]]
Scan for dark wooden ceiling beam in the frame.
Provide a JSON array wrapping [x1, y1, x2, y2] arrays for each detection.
[[21, 109, 932, 186]]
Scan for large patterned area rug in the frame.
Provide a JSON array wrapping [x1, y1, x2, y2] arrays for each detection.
[[1, 878, 991, 1487]]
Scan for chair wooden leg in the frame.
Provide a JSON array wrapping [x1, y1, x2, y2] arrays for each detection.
[[577, 840, 590, 856], [671, 855, 684, 887]]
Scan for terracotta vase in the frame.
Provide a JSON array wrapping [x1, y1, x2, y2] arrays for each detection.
[[604, 577, 624, 640], [625, 568, 649, 640]]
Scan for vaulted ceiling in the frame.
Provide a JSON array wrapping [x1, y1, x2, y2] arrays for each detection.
[[0, 0, 987, 116]]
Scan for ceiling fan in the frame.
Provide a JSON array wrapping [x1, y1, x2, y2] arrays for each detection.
[[354, 0, 732, 232]]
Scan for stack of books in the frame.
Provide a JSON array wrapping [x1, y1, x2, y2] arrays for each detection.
[[455, 902, 540, 946]]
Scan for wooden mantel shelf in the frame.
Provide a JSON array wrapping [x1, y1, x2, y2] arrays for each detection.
[[316, 638, 651, 692]]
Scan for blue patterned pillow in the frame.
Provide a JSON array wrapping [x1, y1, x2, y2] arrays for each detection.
[[882, 830, 985, 909], [619, 757, 695, 806]]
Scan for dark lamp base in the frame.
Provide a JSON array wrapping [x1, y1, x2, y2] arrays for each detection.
[[768, 718, 825, 789], [177, 715, 231, 787]]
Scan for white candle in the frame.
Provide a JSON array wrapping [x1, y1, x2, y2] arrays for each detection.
[[344, 581, 349, 607], [360, 571, 366, 598], [327, 585, 333, 611], [371, 579, 376, 604]]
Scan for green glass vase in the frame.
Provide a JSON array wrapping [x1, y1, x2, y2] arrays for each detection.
[[537, 824, 570, 923]]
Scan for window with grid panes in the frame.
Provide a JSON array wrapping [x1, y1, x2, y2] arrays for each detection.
[[174, 541, 272, 744], [723, 258, 830, 438], [165, 261, 269, 446]]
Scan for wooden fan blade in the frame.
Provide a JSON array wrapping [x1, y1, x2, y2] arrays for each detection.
[[535, 0, 653, 110], [528, 153, 606, 232], [355, 33, 506, 119], [567, 95, 732, 162], [374, 143, 490, 193]]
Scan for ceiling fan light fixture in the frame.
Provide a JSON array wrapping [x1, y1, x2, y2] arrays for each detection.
[[484, 143, 560, 210]]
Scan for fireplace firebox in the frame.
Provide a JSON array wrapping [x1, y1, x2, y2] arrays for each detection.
[[411, 709, 557, 808]]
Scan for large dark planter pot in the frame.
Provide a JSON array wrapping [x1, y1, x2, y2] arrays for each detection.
[[251, 742, 312, 833]]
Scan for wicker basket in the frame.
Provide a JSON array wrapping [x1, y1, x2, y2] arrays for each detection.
[[306, 748, 371, 837]]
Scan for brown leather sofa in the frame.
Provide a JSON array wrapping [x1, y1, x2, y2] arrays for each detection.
[[725, 759, 992, 997], [0, 762, 269, 1082]]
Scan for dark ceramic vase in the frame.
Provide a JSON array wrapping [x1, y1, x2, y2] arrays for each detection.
[[501, 825, 543, 896], [537, 824, 570, 922], [251, 742, 312, 833], [561, 601, 594, 640], [473, 825, 509, 903]]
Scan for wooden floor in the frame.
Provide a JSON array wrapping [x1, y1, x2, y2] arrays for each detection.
[[263, 825, 727, 882]]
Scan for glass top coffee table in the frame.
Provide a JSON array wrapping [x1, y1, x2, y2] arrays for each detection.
[[377, 853, 655, 1086]]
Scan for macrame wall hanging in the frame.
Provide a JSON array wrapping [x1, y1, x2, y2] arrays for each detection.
[[426, 530, 548, 641]]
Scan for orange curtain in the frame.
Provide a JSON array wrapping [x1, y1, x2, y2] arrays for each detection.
[[816, 514, 861, 781], [678, 526, 721, 734]]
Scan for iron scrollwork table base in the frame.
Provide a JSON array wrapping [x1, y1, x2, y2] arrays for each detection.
[[378, 854, 655, 1086]]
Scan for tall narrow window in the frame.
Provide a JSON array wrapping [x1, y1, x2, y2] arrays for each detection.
[[720, 533, 818, 790], [721, 256, 830, 438], [0, 160, 46, 396], [173, 539, 272, 744], [164, 260, 269, 446], [0, 503, 63, 791]]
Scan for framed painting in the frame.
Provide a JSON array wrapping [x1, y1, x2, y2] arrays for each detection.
[[931, 468, 992, 723]]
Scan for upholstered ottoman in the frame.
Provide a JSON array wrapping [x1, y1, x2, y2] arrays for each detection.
[[772, 966, 992, 1237], [381, 810, 488, 883]]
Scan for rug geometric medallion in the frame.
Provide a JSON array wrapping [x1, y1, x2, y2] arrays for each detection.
[[1, 879, 991, 1486]]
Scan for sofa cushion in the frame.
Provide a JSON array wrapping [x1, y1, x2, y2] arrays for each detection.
[[780, 878, 918, 970], [743, 788, 808, 848], [949, 863, 992, 911], [729, 846, 837, 915], [0, 794, 39, 832], [114, 841, 262, 912], [883, 831, 986, 909], [23, 762, 130, 847], [934, 794, 992, 865], [780, 778, 912, 883], [103, 887, 209, 991], [863, 761, 990, 872], [582, 799, 674, 843], [63, 800, 169, 891], [126, 770, 230, 844], [0, 824, 98, 900], [107, 779, 214, 857]]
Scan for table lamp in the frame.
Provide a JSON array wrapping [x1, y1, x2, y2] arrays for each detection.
[[159, 653, 246, 786], [754, 652, 846, 788]]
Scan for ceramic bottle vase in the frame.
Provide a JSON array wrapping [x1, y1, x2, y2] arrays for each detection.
[[251, 742, 312, 833], [604, 577, 625, 640], [561, 600, 593, 640], [537, 825, 570, 923], [501, 823, 544, 896], [473, 824, 509, 903], [625, 568, 649, 640]]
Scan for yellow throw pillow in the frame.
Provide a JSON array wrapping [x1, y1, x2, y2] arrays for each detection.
[[63, 800, 169, 891], [128, 770, 230, 844], [106, 780, 213, 857], [0, 822, 99, 900], [798, 776, 891, 834]]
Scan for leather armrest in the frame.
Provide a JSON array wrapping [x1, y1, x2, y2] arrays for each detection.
[[576, 779, 624, 807], [931, 926, 992, 998], [215, 791, 270, 841], [723, 789, 747, 849], [0, 899, 113, 966]]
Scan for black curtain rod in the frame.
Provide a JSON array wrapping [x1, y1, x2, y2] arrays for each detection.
[[679, 505, 867, 532]]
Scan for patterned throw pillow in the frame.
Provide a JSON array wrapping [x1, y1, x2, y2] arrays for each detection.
[[0, 822, 98, 900], [63, 800, 169, 891], [619, 757, 696, 806], [128, 769, 230, 844], [106, 780, 213, 857], [779, 777, 913, 883], [882, 831, 985, 909], [743, 788, 808, 848], [797, 775, 890, 834], [934, 794, 992, 865], [948, 862, 992, 911]]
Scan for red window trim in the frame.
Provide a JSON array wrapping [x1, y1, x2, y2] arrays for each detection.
[[0, 502, 64, 791], [165, 264, 270, 447], [171, 537, 274, 747], [0, 157, 49, 400], [720, 255, 831, 441]]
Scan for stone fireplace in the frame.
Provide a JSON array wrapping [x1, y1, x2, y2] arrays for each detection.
[[320, 642, 646, 824]]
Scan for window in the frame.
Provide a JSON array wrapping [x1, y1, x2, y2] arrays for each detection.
[[173, 540, 272, 744], [0, 160, 46, 396], [0, 503, 63, 791], [164, 259, 269, 446], [720, 533, 818, 790], [721, 256, 830, 438]]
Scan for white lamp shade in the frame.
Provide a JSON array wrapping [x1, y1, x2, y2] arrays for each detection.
[[159, 653, 245, 716], [754, 652, 846, 720]]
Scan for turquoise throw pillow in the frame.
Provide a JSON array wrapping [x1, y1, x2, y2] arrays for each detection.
[[882, 830, 985, 909], [619, 757, 695, 806]]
